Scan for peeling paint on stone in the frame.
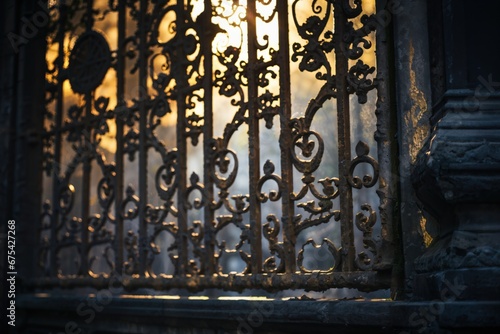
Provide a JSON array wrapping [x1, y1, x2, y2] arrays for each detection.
[[419, 215, 432, 248], [408, 42, 430, 165]]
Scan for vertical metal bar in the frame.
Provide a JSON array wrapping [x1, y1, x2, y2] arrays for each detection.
[[176, 0, 189, 275], [14, 0, 46, 285], [247, 0, 262, 274], [50, 0, 67, 278], [202, 0, 215, 275], [277, 0, 295, 273], [375, 0, 394, 256], [114, 0, 126, 276], [81, 93, 92, 276], [375, 0, 401, 296], [80, 0, 94, 278], [334, 0, 355, 272], [138, 0, 148, 276]]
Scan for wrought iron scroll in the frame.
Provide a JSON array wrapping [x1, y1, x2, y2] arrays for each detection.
[[38, 0, 395, 292]]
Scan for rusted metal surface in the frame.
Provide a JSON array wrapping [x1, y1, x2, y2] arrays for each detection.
[[33, 271, 391, 292], [37, 0, 394, 292]]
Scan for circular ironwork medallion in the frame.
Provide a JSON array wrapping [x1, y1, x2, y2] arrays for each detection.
[[68, 31, 111, 94]]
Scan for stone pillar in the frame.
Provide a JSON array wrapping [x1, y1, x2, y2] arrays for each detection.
[[392, 0, 433, 298], [1, 0, 20, 321], [413, 91, 500, 300], [11, 0, 47, 291], [412, 0, 500, 300]]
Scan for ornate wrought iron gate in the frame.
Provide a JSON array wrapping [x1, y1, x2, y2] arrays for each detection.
[[38, 0, 396, 292]]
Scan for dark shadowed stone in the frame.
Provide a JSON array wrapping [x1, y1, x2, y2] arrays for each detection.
[[413, 91, 500, 301]]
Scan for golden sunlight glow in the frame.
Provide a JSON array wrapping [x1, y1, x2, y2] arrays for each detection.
[[56, 0, 376, 155], [211, 0, 247, 54], [187, 296, 210, 300], [154, 295, 182, 300], [120, 294, 181, 299], [34, 293, 50, 298], [43, 0, 383, 297], [420, 216, 433, 247], [120, 294, 152, 299], [358, 0, 376, 67], [217, 296, 272, 301]]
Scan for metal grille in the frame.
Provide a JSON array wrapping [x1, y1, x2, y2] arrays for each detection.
[[38, 0, 395, 292]]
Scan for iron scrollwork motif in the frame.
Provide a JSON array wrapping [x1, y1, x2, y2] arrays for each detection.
[[258, 161, 285, 273], [290, 0, 383, 274], [349, 141, 379, 190], [39, 0, 393, 292], [67, 31, 112, 94]]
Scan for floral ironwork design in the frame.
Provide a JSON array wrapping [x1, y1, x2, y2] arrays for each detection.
[[39, 0, 395, 292]]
